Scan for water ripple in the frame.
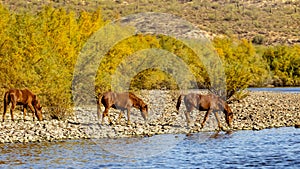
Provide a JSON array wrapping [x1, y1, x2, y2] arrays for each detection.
[[0, 127, 299, 168]]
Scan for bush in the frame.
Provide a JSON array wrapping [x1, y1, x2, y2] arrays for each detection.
[[0, 5, 105, 119], [262, 45, 300, 86], [252, 35, 265, 45], [213, 37, 270, 99]]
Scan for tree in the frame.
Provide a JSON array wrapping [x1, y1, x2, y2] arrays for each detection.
[[213, 37, 270, 100]]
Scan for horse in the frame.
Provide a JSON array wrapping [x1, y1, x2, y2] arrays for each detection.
[[3, 88, 43, 122], [176, 93, 233, 130], [97, 92, 148, 125]]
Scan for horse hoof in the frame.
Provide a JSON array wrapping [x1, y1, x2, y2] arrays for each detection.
[[226, 130, 233, 135], [186, 133, 193, 137]]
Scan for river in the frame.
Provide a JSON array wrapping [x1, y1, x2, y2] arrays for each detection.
[[0, 127, 299, 168], [248, 87, 300, 93]]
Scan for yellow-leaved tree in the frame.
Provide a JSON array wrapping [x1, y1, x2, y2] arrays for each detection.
[[213, 37, 270, 100], [0, 5, 106, 119]]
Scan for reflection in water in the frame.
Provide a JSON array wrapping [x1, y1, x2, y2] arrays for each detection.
[[0, 127, 299, 168], [0, 140, 97, 167], [184, 130, 234, 144], [95, 134, 185, 158]]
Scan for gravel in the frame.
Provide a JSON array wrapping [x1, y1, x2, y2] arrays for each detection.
[[0, 90, 299, 143]]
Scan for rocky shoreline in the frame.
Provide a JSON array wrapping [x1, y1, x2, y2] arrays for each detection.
[[0, 90, 299, 143]]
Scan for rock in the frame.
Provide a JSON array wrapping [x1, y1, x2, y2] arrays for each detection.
[[135, 128, 144, 135], [0, 90, 299, 143]]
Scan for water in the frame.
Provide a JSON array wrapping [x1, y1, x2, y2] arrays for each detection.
[[0, 127, 299, 168], [248, 87, 300, 93]]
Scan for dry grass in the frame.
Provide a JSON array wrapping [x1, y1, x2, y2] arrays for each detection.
[[1, 0, 299, 45]]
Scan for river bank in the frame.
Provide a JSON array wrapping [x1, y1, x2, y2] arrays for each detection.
[[0, 90, 299, 143]]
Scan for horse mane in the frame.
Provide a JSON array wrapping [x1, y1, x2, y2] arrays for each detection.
[[128, 92, 145, 108]]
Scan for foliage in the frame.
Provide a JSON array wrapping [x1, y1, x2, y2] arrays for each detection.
[[0, 5, 105, 119], [130, 68, 179, 90], [1, 2, 299, 119], [213, 37, 270, 99], [95, 34, 162, 94], [262, 45, 300, 86], [96, 35, 271, 100], [2, 0, 299, 45], [95, 34, 209, 95], [252, 35, 265, 45]]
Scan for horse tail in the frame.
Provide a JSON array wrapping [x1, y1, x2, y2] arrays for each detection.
[[96, 93, 103, 120], [3, 91, 9, 118], [176, 95, 184, 112]]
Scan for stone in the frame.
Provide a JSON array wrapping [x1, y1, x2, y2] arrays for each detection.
[[0, 91, 299, 143]]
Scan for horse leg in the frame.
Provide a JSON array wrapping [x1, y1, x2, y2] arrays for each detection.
[[201, 109, 213, 129], [213, 111, 223, 131], [28, 104, 36, 121], [117, 111, 124, 124], [102, 107, 111, 125], [23, 105, 28, 121], [184, 105, 194, 126], [97, 104, 101, 121], [10, 102, 16, 122], [126, 108, 131, 125], [2, 105, 6, 122], [3, 98, 9, 122], [184, 111, 192, 126]]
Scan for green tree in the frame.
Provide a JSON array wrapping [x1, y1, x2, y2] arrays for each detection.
[[263, 45, 300, 86]]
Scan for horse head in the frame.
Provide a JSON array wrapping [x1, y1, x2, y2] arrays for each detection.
[[140, 103, 148, 121], [225, 105, 233, 128], [33, 96, 43, 121]]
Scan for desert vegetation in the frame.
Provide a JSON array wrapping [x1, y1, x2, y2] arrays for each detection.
[[0, 0, 299, 119]]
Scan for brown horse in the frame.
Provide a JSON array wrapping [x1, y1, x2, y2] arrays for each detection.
[[97, 92, 148, 125], [176, 93, 233, 130], [3, 89, 43, 122]]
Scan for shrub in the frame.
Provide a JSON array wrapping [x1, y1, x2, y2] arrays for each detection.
[[252, 35, 265, 45], [0, 5, 105, 119], [262, 45, 300, 86], [213, 37, 270, 99]]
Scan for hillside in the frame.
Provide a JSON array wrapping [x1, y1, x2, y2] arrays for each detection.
[[1, 0, 300, 45]]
